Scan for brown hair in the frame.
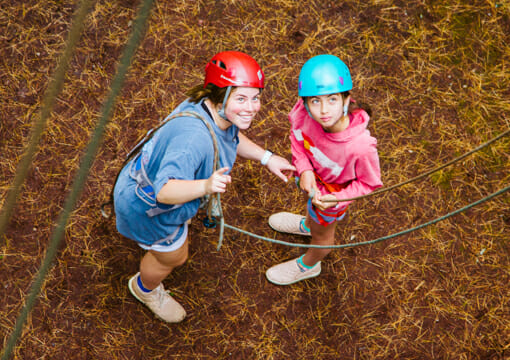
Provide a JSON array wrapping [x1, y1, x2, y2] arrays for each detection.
[[186, 83, 228, 105]]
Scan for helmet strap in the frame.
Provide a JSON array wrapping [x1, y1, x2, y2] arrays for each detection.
[[217, 86, 232, 121]]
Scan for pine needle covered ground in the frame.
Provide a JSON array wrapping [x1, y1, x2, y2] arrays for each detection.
[[1, 0, 509, 359]]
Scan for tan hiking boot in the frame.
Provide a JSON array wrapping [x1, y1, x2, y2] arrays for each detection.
[[268, 212, 311, 236], [266, 257, 321, 285], [128, 272, 186, 323]]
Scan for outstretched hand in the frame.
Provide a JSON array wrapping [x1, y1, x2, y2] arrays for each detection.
[[266, 155, 296, 182], [205, 167, 231, 195]]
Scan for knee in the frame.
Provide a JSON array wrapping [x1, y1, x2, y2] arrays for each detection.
[[149, 241, 189, 270], [172, 247, 188, 267], [165, 246, 188, 268]]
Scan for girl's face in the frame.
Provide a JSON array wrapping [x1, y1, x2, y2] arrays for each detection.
[[306, 93, 349, 133], [223, 87, 261, 130]]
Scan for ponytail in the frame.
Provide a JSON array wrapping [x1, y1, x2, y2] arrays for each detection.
[[186, 83, 228, 105]]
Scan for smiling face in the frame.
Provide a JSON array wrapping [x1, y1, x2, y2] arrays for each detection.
[[222, 87, 261, 130], [306, 93, 349, 133]]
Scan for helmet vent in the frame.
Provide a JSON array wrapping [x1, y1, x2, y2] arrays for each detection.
[[204, 51, 264, 89], [212, 60, 227, 70]]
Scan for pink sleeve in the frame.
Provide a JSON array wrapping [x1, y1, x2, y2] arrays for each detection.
[[331, 150, 383, 207], [290, 131, 313, 176]]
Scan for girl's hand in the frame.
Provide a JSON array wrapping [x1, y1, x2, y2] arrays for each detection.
[[299, 170, 317, 195], [265, 155, 296, 182], [205, 167, 231, 195], [312, 193, 338, 211]]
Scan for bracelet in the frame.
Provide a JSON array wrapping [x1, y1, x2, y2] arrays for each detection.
[[260, 150, 273, 166]]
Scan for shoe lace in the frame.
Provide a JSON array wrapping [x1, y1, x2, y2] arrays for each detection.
[[154, 286, 171, 307]]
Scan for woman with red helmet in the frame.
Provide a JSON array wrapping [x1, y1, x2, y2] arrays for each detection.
[[113, 51, 295, 323]]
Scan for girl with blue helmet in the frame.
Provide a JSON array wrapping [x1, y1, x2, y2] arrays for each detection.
[[266, 54, 383, 285]]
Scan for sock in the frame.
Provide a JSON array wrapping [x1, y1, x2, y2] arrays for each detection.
[[137, 274, 152, 293], [297, 254, 315, 271], [299, 218, 310, 233]]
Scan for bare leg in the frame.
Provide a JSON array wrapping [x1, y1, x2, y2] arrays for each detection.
[[138, 238, 189, 290], [302, 215, 336, 267]]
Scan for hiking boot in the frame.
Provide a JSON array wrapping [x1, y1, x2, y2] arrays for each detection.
[[266, 257, 321, 285], [128, 272, 186, 323], [268, 212, 311, 236]]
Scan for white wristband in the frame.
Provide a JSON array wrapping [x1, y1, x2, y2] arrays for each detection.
[[260, 150, 273, 166]]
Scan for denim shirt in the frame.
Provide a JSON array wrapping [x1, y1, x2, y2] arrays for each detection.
[[114, 98, 239, 245]]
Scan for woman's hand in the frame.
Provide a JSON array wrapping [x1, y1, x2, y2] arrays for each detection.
[[204, 167, 231, 195], [157, 167, 231, 205], [266, 155, 296, 182]]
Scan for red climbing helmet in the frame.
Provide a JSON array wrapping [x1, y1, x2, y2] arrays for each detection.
[[204, 51, 264, 89]]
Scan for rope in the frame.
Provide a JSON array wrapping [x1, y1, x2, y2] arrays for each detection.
[[0, 1, 504, 358], [0, 1, 155, 359], [213, 128, 509, 249], [0, 0, 94, 247], [323, 127, 510, 202], [100, 111, 221, 219], [221, 184, 509, 249]]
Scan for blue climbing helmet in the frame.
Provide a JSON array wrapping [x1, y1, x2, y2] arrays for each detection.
[[298, 55, 352, 97]]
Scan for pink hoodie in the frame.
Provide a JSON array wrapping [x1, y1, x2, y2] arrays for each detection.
[[289, 99, 383, 206]]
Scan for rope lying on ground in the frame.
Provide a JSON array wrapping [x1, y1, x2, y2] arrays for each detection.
[[220, 184, 510, 249]]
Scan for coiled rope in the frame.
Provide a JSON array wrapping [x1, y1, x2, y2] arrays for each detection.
[[100, 110, 223, 225]]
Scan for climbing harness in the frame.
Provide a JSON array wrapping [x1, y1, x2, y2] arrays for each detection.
[[1, 0, 506, 352], [101, 110, 223, 228]]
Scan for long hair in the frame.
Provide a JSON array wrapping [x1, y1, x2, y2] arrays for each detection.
[[186, 83, 228, 105]]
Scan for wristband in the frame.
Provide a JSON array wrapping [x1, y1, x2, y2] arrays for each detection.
[[260, 150, 273, 166]]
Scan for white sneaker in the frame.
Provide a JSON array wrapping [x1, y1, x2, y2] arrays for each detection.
[[266, 257, 321, 285], [128, 273, 186, 323], [268, 212, 311, 236]]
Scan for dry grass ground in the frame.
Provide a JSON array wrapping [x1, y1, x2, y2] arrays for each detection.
[[1, 0, 509, 359]]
